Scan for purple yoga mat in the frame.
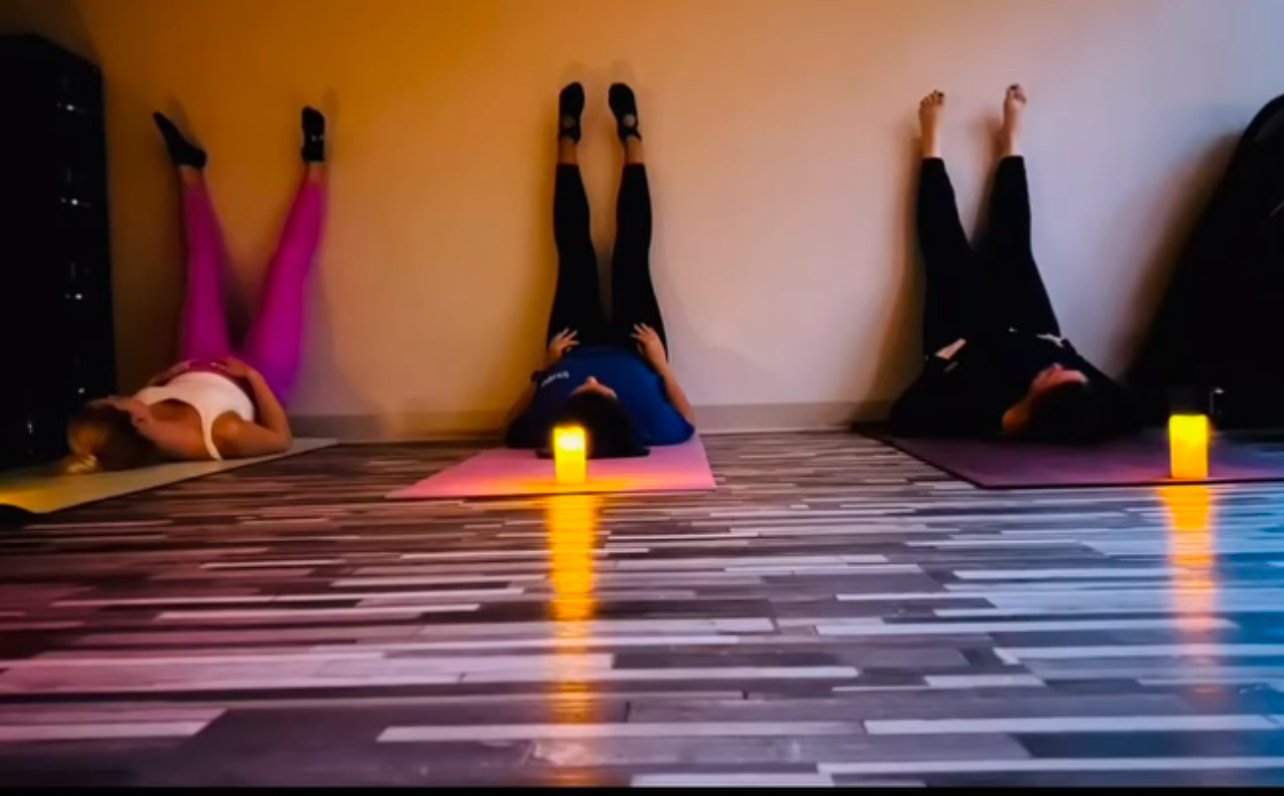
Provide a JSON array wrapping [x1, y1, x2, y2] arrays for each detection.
[[388, 437, 717, 500], [866, 430, 1284, 489]]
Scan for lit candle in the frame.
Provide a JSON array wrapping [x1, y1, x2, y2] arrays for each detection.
[[1169, 414, 1210, 481], [553, 425, 587, 485]]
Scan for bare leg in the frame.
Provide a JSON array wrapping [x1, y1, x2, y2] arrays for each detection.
[[1000, 83, 1026, 158], [558, 136, 577, 165], [920, 90, 944, 159]]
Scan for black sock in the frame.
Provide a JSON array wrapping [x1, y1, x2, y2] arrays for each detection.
[[558, 82, 585, 143], [152, 112, 207, 169], [608, 83, 641, 142], [302, 106, 325, 163]]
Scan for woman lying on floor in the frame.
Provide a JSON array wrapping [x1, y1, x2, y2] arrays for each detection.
[[505, 82, 695, 458], [889, 86, 1139, 443], [64, 107, 328, 472]]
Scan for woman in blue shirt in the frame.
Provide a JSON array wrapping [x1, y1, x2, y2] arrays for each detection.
[[506, 83, 695, 457]]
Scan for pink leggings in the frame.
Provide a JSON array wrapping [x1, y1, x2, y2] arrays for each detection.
[[178, 176, 324, 404]]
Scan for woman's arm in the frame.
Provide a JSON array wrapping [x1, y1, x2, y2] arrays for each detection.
[[138, 418, 212, 460], [211, 358, 293, 456], [242, 369, 292, 442], [632, 324, 695, 424], [505, 330, 579, 431], [935, 338, 968, 360], [1000, 399, 1031, 437], [216, 416, 292, 457], [655, 362, 695, 423]]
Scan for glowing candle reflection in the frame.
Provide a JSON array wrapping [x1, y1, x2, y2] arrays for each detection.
[[1160, 485, 1217, 632], [545, 493, 600, 626], [543, 493, 606, 760]]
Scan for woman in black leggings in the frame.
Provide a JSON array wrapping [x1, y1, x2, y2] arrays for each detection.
[[890, 86, 1138, 442], [506, 83, 695, 457]]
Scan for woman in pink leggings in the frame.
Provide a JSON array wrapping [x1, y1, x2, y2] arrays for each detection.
[[64, 108, 326, 473]]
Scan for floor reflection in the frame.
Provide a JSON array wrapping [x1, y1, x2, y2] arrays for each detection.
[[1160, 484, 1218, 631], [543, 493, 607, 741], [546, 493, 601, 626]]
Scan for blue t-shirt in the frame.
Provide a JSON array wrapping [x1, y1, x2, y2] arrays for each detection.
[[506, 345, 694, 448]]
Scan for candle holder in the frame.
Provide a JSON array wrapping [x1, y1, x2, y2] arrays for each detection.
[[553, 425, 587, 485], [1169, 414, 1210, 481]]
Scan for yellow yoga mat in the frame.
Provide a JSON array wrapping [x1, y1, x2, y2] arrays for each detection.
[[0, 438, 335, 515]]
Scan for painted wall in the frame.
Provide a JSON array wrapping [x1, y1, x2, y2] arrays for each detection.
[[4, 0, 1283, 437]]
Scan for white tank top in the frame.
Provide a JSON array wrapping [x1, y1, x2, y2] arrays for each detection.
[[135, 371, 256, 460]]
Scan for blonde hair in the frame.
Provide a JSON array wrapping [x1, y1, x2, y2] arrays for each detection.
[[61, 450, 103, 475], [63, 404, 153, 475]]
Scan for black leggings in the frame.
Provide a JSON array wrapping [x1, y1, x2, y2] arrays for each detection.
[[547, 164, 667, 351], [918, 156, 1059, 355]]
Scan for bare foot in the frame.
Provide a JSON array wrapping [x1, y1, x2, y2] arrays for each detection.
[[919, 90, 945, 159], [1001, 83, 1027, 157]]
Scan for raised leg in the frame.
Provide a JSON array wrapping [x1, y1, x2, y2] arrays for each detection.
[[915, 91, 990, 356], [239, 166, 325, 403], [545, 84, 609, 346], [610, 163, 667, 350], [607, 83, 668, 351], [177, 169, 234, 362], [546, 164, 609, 346], [978, 85, 1061, 336]]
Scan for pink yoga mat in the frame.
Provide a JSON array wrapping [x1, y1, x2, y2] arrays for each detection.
[[388, 437, 717, 500]]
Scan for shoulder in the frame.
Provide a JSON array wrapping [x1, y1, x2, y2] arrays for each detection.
[[137, 416, 211, 460]]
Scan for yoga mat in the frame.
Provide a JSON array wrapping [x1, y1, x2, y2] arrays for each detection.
[[859, 427, 1284, 489], [388, 437, 717, 500], [0, 438, 336, 515]]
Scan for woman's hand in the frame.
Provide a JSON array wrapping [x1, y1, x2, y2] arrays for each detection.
[[212, 356, 259, 381], [934, 338, 968, 361], [632, 323, 668, 370], [546, 328, 578, 366]]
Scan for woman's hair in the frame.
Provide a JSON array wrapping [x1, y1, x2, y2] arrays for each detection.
[[556, 392, 648, 458], [1021, 380, 1104, 444], [62, 404, 153, 474]]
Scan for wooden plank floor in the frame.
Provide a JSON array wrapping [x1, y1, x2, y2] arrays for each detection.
[[3, 431, 1284, 786]]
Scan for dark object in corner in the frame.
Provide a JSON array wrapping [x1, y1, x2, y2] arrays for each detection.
[[0, 35, 115, 468], [1129, 94, 1284, 429]]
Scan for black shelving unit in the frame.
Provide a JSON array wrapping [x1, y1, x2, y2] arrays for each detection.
[[0, 35, 115, 468]]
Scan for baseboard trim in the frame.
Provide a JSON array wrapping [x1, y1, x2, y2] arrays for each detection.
[[290, 400, 893, 442]]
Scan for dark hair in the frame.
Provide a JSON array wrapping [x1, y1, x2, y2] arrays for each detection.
[[64, 404, 153, 473], [555, 392, 648, 459], [1020, 380, 1104, 444]]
